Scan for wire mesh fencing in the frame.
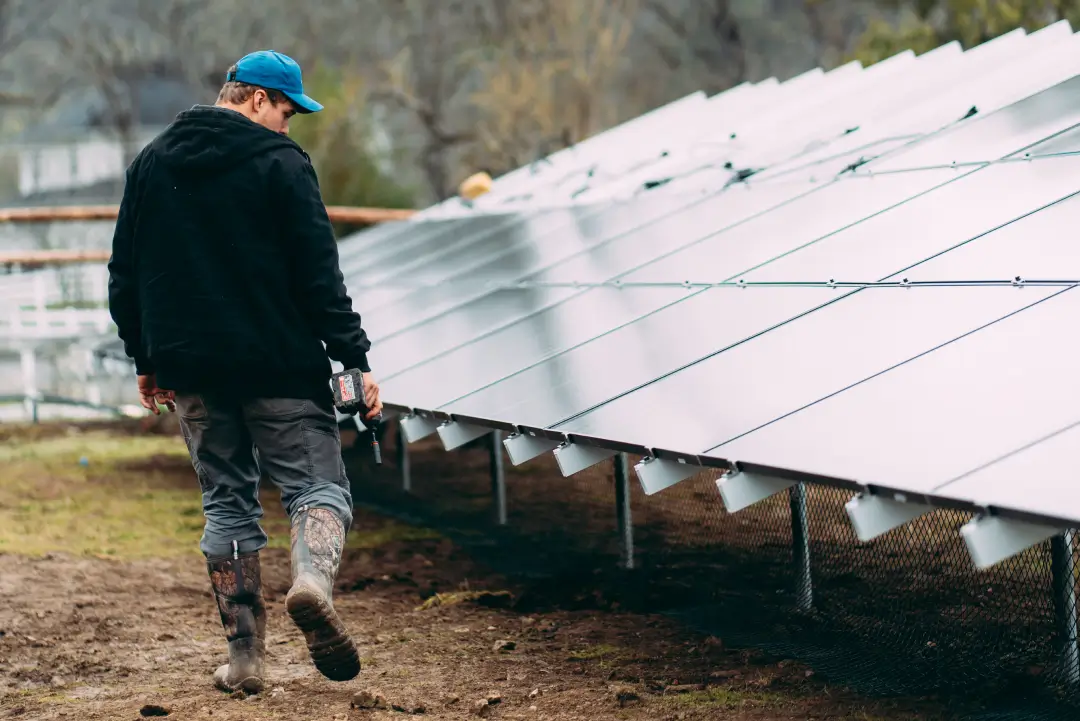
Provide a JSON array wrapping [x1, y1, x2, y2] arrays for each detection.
[[346, 423, 1080, 720]]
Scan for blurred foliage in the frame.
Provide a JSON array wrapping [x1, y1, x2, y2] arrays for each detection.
[[851, 0, 1080, 65], [463, 0, 638, 178], [287, 64, 416, 236], [3, 0, 1069, 205]]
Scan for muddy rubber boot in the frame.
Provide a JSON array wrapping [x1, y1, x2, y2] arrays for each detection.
[[207, 551, 267, 695], [285, 505, 360, 682]]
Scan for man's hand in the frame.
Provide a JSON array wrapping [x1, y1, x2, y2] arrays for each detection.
[[362, 371, 382, 421], [137, 374, 175, 415]]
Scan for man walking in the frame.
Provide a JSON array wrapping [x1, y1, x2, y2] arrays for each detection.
[[107, 50, 382, 694]]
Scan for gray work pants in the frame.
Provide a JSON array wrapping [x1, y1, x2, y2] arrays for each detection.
[[176, 393, 353, 559]]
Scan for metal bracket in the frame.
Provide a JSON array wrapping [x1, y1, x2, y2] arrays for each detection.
[[399, 414, 440, 443], [437, 420, 491, 451], [716, 470, 795, 513], [503, 432, 560, 465], [553, 442, 617, 476], [845, 492, 932, 542], [960, 514, 1065, 570], [634, 456, 698, 495]]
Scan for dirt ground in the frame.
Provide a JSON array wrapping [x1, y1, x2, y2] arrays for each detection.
[[0, 420, 956, 720]]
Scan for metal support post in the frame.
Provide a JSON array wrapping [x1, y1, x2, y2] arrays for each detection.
[[1052, 530, 1080, 685], [789, 483, 813, 612], [20, 346, 38, 424], [490, 431, 507, 526], [397, 417, 411, 492], [614, 453, 635, 570]]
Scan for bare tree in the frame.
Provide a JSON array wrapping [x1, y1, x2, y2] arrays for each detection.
[[642, 0, 746, 93], [802, 0, 873, 68], [0, 0, 66, 107], [49, 1, 187, 164], [368, 0, 481, 199], [464, 0, 639, 177]]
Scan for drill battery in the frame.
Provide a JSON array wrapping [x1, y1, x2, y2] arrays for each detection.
[[331, 367, 383, 464]]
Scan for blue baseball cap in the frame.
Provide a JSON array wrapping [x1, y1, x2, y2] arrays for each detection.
[[226, 50, 323, 114]]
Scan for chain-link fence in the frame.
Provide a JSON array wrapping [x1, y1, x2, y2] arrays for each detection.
[[348, 422, 1080, 721]]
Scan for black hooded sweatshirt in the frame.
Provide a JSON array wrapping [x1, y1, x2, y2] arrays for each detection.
[[107, 105, 371, 402]]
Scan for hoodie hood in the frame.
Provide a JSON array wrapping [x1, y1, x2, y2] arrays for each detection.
[[150, 105, 303, 174]]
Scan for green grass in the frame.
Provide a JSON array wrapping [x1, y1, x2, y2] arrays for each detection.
[[666, 688, 788, 710], [0, 430, 202, 558], [568, 643, 622, 661], [0, 426, 442, 559]]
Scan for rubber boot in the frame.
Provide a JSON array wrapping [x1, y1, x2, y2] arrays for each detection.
[[207, 550, 266, 694], [285, 505, 361, 681]]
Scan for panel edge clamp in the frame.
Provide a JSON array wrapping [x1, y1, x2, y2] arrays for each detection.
[[960, 512, 1065, 570], [399, 413, 440, 443], [553, 441, 617, 477], [844, 491, 932, 542], [717, 469, 796, 513], [634, 456, 699, 495], [436, 419, 492, 451], [503, 431, 560, 466]]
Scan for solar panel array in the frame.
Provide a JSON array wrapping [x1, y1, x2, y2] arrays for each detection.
[[342, 23, 1080, 572], [333, 21, 1080, 571]]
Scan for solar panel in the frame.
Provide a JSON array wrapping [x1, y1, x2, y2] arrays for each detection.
[[381, 114, 1080, 423], [714, 283, 1080, 506], [592, 57, 917, 203], [368, 182, 802, 370], [358, 191, 704, 326], [362, 68, 1077, 368], [373, 92, 1080, 481], [555, 190, 1080, 457], [347, 213, 522, 276], [373, 181, 815, 387], [447, 92, 711, 215], [869, 74, 1080, 172], [936, 418, 1080, 526], [432, 148, 1080, 439], [336, 219, 416, 260], [324, 29, 1080, 573], [753, 25, 1080, 184]]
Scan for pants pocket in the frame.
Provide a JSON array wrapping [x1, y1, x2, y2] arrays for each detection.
[[179, 415, 213, 494], [301, 412, 343, 484]]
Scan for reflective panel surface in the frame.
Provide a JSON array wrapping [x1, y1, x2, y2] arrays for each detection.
[[425, 150, 1080, 435], [561, 188, 1080, 451], [337, 220, 415, 260], [361, 190, 705, 333], [937, 419, 1080, 523], [356, 213, 527, 279], [715, 284, 1080, 497], [371, 182, 805, 375], [556, 285, 1056, 451], [867, 74, 1080, 171], [381, 152, 1064, 414]]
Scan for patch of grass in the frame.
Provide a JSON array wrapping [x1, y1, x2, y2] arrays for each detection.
[[6, 689, 82, 705], [416, 589, 514, 611], [569, 643, 622, 661], [0, 430, 202, 559], [1, 425, 444, 560], [665, 688, 788, 710]]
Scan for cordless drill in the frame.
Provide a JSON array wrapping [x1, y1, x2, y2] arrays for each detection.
[[331, 368, 382, 464]]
